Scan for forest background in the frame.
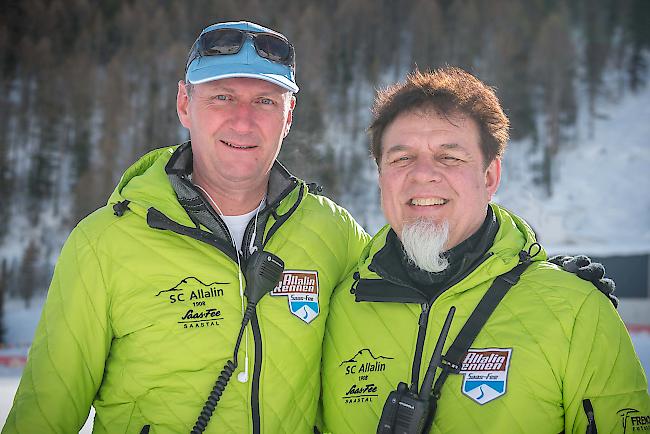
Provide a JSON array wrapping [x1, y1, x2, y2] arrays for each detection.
[[0, 0, 649, 328]]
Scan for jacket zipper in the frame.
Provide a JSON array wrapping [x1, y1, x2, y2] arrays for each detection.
[[241, 212, 261, 259], [251, 311, 263, 434], [241, 200, 267, 434], [242, 182, 301, 434]]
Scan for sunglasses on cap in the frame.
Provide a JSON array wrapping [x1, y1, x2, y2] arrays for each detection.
[[186, 28, 295, 72]]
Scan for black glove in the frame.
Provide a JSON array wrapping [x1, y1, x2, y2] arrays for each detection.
[[548, 255, 618, 308]]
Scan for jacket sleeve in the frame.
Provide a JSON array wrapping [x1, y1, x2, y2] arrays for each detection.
[[2, 225, 113, 433], [563, 289, 650, 433], [341, 210, 370, 280]]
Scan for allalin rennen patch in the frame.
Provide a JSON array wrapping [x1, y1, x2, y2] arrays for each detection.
[[459, 348, 512, 404], [271, 270, 319, 323]]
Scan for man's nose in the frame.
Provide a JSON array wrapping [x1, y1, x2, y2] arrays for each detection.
[[410, 159, 443, 183], [229, 103, 254, 132]]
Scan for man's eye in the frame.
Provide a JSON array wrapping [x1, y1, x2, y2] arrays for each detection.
[[442, 156, 462, 163], [213, 94, 229, 101], [258, 97, 275, 105], [391, 156, 410, 164]]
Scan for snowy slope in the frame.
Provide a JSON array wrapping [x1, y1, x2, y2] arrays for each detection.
[[497, 79, 650, 255]]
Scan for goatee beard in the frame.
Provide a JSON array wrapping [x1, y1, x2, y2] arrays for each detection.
[[400, 219, 450, 273]]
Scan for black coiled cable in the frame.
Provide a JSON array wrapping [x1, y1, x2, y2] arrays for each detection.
[[191, 360, 236, 433], [190, 303, 256, 434]]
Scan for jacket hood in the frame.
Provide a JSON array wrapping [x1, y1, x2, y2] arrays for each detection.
[[107, 145, 189, 222], [357, 203, 547, 296]]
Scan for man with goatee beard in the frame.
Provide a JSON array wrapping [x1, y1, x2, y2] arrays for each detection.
[[321, 67, 649, 434]]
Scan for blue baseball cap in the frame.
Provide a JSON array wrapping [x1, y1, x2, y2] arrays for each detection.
[[185, 21, 299, 93]]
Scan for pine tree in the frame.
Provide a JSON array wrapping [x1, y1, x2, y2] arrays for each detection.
[[18, 240, 39, 308], [529, 6, 576, 196]]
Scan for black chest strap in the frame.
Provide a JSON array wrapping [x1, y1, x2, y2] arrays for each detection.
[[430, 259, 532, 400]]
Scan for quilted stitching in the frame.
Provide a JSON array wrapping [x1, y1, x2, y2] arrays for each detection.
[[256, 199, 365, 433]]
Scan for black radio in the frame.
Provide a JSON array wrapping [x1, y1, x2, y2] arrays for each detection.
[[376, 306, 455, 434], [377, 381, 431, 434]]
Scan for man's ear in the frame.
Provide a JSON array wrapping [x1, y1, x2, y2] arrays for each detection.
[[283, 95, 296, 138], [485, 157, 501, 199], [177, 80, 191, 128]]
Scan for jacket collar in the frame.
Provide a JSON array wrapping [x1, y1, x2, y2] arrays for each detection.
[[353, 204, 546, 304], [163, 142, 301, 257], [108, 143, 303, 261], [164, 141, 297, 211]]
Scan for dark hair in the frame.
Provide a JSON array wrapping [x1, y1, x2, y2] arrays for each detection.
[[368, 67, 509, 168]]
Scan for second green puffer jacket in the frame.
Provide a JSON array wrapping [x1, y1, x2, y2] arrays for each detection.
[[4, 143, 370, 434], [321, 204, 649, 434]]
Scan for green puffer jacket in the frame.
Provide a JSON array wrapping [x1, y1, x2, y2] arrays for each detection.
[[4, 145, 369, 434], [322, 204, 650, 434]]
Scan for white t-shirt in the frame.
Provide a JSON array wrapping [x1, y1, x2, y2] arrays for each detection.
[[221, 207, 260, 253]]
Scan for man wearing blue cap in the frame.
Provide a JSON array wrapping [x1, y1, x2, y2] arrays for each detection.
[[3, 21, 369, 434]]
